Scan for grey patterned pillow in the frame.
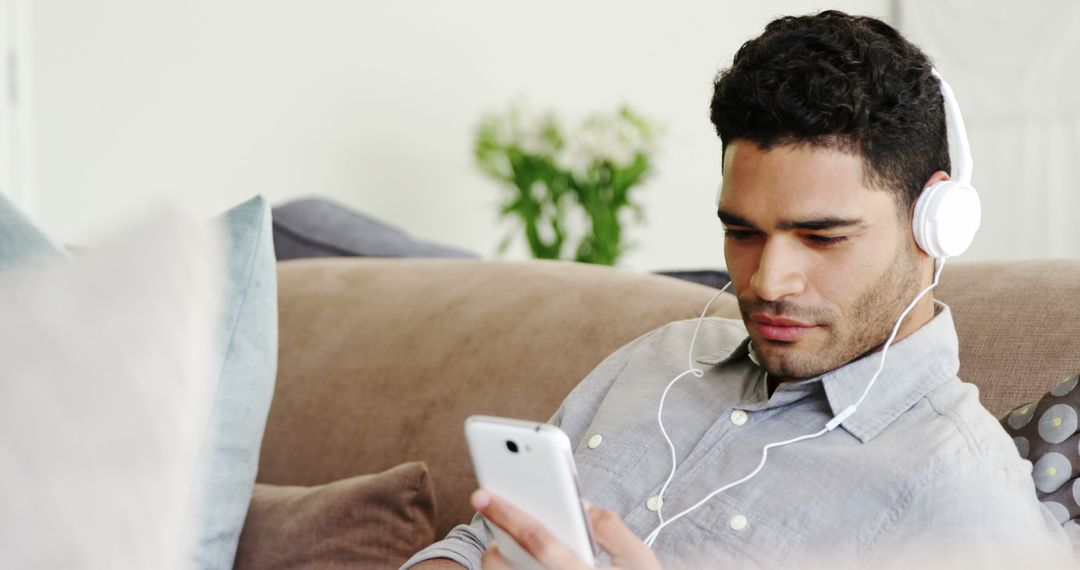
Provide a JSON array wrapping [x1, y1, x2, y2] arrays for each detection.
[[1002, 373, 1080, 530]]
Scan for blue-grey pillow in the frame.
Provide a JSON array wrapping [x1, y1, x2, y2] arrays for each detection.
[[189, 195, 279, 569], [0, 193, 64, 269]]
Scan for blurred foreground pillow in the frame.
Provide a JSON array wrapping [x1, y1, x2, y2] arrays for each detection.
[[0, 212, 220, 569], [0, 192, 64, 268], [0, 193, 280, 569]]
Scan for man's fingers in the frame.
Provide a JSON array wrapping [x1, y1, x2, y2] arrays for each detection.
[[471, 489, 589, 569], [588, 504, 662, 570], [481, 542, 512, 570]]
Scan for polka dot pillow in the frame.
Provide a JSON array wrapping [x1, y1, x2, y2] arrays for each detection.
[[1002, 373, 1080, 529]]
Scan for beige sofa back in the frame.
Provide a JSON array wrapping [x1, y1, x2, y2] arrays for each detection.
[[258, 258, 1080, 539]]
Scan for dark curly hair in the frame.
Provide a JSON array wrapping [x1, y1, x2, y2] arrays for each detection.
[[710, 10, 949, 213]]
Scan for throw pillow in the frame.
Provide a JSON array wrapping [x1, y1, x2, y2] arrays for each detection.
[[189, 195, 279, 569], [233, 462, 437, 570], [272, 197, 477, 260], [0, 212, 220, 569], [1002, 372, 1080, 531], [0, 192, 64, 268]]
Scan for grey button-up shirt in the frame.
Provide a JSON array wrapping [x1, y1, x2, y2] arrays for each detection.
[[404, 303, 1075, 568]]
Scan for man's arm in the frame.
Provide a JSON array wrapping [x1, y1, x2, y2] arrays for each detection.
[[399, 517, 492, 570], [408, 560, 465, 569], [867, 461, 1074, 567]]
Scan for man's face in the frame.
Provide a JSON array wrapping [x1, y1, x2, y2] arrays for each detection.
[[718, 140, 924, 382]]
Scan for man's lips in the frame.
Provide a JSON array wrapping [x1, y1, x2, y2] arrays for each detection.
[[750, 314, 818, 342]]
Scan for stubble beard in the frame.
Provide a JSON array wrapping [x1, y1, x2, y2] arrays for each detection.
[[742, 243, 923, 382]]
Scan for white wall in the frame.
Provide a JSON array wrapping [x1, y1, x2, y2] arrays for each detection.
[[899, 1, 1080, 261], [0, 0, 33, 213], [27, 0, 893, 270]]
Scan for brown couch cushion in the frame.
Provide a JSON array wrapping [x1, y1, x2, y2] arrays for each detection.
[[261, 257, 1080, 540], [259, 258, 737, 538], [935, 259, 1080, 418], [234, 461, 436, 570]]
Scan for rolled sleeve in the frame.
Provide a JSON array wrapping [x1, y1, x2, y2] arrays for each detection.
[[400, 514, 492, 570]]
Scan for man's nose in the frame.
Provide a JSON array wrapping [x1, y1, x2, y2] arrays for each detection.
[[750, 238, 805, 301]]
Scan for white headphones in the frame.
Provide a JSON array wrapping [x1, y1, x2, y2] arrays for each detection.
[[911, 69, 981, 258], [645, 69, 977, 548]]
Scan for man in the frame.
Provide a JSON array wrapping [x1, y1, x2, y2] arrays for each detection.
[[405, 11, 1075, 568]]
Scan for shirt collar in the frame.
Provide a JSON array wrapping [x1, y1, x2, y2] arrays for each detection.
[[695, 333, 751, 367], [695, 301, 960, 443], [821, 301, 959, 442]]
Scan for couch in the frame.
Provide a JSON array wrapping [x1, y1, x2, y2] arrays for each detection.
[[249, 257, 1080, 565]]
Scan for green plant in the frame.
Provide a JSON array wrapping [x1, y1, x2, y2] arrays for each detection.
[[474, 102, 657, 266]]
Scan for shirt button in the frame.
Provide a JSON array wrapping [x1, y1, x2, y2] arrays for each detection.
[[587, 434, 603, 449], [646, 496, 663, 512], [729, 514, 748, 531], [730, 410, 749, 426]]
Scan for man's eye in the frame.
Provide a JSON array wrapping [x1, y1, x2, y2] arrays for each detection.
[[805, 234, 848, 246]]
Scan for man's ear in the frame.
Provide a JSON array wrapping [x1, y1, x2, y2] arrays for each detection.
[[909, 170, 952, 217]]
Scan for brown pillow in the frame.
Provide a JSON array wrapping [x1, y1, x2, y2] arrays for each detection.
[[1001, 373, 1080, 526], [234, 462, 437, 570]]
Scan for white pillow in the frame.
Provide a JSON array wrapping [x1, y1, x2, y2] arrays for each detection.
[[0, 212, 220, 570]]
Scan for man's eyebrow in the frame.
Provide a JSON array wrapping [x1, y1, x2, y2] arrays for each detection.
[[717, 209, 866, 231], [779, 217, 867, 231], [717, 209, 757, 228]]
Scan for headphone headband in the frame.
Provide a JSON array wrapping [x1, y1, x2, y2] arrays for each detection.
[[930, 68, 973, 185], [714, 69, 976, 207]]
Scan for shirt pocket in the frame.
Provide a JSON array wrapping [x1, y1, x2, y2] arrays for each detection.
[[573, 432, 649, 507], [673, 492, 808, 569]]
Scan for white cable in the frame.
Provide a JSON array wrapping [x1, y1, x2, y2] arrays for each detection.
[[652, 281, 732, 529], [687, 282, 734, 377], [840, 256, 948, 421], [643, 258, 948, 548], [645, 424, 829, 547]]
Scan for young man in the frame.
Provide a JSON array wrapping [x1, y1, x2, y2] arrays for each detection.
[[405, 11, 1075, 568]]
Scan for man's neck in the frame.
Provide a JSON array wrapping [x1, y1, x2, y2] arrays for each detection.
[[890, 293, 938, 345]]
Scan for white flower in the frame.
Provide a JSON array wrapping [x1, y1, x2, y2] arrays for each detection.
[[555, 138, 592, 179], [482, 102, 655, 182]]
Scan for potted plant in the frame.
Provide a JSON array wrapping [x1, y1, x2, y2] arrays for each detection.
[[474, 102, 658, 266]]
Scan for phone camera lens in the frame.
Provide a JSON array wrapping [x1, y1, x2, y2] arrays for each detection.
[[506, 440, 519, 453]]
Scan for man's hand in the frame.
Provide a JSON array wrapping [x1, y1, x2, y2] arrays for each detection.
[[471, 489, 662, 570]]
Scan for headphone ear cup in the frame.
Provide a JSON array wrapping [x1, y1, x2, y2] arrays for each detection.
[[912, 181, 947, 257], [912, 181, 981, 258]]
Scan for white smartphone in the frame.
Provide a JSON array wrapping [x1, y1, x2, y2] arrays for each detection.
[[464, 415, 596, 569]]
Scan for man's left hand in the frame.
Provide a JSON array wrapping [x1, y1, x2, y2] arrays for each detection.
[[471, 489, 662, 570]]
